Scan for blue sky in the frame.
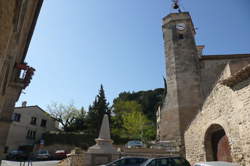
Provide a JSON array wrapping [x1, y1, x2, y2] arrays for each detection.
[[17, 0, 250, 110]]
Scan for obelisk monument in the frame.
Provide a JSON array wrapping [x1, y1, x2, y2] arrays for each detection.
[[88, 114, 118, 154]]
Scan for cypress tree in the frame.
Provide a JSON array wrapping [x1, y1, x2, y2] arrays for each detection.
[[85, 84, 110, 138]]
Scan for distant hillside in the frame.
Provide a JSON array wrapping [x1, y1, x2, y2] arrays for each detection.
[[113, 88, 165, 122]]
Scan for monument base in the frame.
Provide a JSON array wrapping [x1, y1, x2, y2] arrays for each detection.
[[84, 152, 120, 166], [87, 138, 118, 154]]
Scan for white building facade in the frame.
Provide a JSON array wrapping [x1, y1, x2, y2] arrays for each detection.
[[6, 103, 59, 152]]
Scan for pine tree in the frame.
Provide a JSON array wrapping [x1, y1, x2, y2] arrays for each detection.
[[85, 84, 110, 138]]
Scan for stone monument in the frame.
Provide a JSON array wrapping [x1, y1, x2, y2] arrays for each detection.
[[88, 114, 118, 154], [85, 114, 119, 165]]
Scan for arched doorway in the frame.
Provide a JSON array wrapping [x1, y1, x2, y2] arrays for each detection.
[[204, 124, 232, 162]]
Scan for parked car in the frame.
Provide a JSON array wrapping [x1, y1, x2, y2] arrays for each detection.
[[6, 150, 28, 161], [141, 157, 191, 166], [33, 150, 51, 160], [125, 140, 145, 148], [150, 141, 170, 150], [53, 150, 67, 160], [99, 156, 148, 166], [193, 162, 240, 166]]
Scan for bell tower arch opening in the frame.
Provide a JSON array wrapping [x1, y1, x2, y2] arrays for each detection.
[[204, 124, 232, 162]]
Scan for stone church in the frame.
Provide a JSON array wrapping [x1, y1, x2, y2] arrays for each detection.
[[159, 12, 250, 165]]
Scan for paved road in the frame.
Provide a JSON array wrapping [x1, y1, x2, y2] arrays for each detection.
[[1, 160, 59, 166]]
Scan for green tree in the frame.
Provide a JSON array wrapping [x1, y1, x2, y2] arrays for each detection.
[[112, 100, 142, 139], [113, 88, 165, 122], [85, 84, 110, 138], [67, 107, 87, 131], [111, 100, 155, 143], [122, 110, 152, 141], [47, 102, 81, 131]]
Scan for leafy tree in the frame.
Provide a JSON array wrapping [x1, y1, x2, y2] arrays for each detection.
[[111, 100, 155, 143], [112, 100, 142, 138], [85, 84, 110, 138], [113, 88, 165, 123], [122, 110, 153, 141], [47, 102, 81, 131], [111, 88, 165, 143], [67, 107, 87, 131]]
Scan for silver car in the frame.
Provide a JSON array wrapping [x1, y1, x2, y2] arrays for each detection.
[[125, 140, 145, 148], [141, 157, 191, 166], [99, 157, 147, 166], [193, 161, 240, 166]]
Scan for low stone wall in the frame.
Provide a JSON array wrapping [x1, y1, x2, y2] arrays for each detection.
[[43, 132, 94, 150], [57, 148, 177, 166], [121, 148, 179, 158], [57, 158, 70, 166], [67, 154, 86, 166], [43, 144, 75, 154], [58, 149, 119, 166]]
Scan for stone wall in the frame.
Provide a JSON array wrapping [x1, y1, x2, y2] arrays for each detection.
[[184, 66, 250, 166], [160, 12, 202, 156], [58, 148, 177, 166], [159, 11, 250, 161], [0, 0, 43, 159], [199, 59, 228, 101], [48, 144, 75, 153], [199, 57, 250, 103], [58, 151, 119, 166], [121, 147, 179, 158], [234, 78, 250, 165]]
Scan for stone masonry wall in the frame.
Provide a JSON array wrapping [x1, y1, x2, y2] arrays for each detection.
[[185, 67, 250, 166], [160, 12, 202, 157], [200, 58, 250, 104], [200, 59, 228, 101], [234, 78, 250, 165], [0, 0, 42, 159]]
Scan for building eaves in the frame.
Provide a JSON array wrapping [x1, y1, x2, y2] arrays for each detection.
[[14, 105, 58, 121], [21, 0, 44, 63], [200, 54, 250, 61]]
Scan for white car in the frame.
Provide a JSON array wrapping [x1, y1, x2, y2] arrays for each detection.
[[194, 161, 240, 166]]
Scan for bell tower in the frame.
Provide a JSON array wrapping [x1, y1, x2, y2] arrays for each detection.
[[160, 12, 202, 156]]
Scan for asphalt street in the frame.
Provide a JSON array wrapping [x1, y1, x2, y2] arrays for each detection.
[[1, 160, 59, 166]]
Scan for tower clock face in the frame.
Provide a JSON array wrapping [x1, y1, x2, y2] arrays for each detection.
[[176, 23, 186, 31]]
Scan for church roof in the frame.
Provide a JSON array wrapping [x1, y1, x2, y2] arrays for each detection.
[[221, 64, 250, 87], [201, 54, 250, 61]]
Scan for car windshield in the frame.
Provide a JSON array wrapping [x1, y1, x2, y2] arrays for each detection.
[[140, 157, 191, 166], [172, 158, 190, 166], [140, 158, 153, 166], [107, 157, 147, 166]]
